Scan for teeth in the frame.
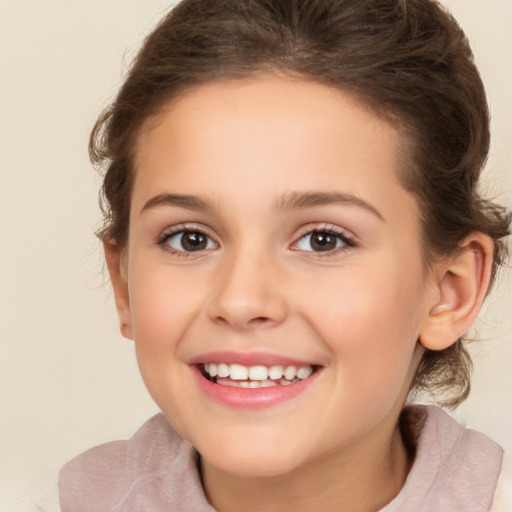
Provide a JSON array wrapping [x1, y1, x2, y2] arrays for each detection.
[[217, 363, 230, 378], [218, 379, 238, 387], [248, 366, 268, 380], [268, 365, 284, 380], [297, 366, 313, 379], [284, 366, 297, 380], [203, 363, 315, 386], [216, 378, 279, 388], [204, 363, 218, 377], [229, 364, 249, 380]]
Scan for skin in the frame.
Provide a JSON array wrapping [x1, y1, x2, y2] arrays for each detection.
[[105, 76, 493, 512]]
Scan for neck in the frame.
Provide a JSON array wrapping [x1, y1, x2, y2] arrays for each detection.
[[201, 422, 411, 512]]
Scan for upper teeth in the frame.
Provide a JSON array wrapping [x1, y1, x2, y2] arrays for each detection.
[[203, 363, 313, 381]]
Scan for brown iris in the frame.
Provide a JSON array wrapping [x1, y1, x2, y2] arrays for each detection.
[[180, 232, 209, 251], [310, 231, 338, 252]]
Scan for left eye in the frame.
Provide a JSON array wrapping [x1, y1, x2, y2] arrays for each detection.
[[295, 230, 350, 252], [163, 230, 217, 252]]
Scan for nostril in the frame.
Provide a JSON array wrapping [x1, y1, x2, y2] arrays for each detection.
[[250, 316, 271, 324], [214, 315, 270, 323]]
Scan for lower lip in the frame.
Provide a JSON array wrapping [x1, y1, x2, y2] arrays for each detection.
[[192, 366, 321, 409]]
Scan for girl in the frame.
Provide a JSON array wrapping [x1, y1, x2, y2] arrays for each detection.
[[59, 0, 511, 510]]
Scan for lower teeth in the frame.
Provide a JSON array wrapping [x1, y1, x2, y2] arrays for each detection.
[[214, 377, 301, 388]]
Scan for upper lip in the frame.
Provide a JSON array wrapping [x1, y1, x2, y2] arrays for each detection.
[[188, 351, 322, 367]]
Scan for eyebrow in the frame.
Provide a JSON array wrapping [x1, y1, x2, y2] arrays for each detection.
[[140, 190, 384, 222], [140, 193, 214, 215], [276, 191, 385, 221]]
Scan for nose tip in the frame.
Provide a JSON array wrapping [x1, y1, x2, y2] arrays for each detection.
[[207, 257, 287, 331]]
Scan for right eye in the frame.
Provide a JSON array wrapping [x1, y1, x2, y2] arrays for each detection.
[[159, 230, 217, 253]]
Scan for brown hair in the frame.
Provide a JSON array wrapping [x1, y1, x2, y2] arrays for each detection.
[[91, 0, 510, 407]]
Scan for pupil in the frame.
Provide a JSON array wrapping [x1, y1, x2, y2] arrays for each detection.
[[311, 232, 336, 252], [182, 232, 207, 251]]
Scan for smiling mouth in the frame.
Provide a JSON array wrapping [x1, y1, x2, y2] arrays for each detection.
[[200, 363, 319, 388]]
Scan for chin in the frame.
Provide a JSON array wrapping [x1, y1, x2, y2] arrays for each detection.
[[196, 433, 309, 479], [205, 452, 303, 479]]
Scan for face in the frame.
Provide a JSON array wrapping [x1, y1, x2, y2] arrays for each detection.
[[112, 76, 438, 478]]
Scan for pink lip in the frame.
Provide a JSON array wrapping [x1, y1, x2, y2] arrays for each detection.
[[189, 350, 319, 367], [191, 363, 321, 410]]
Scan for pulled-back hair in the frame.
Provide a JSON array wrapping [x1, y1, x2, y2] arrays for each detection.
[[91, 0, 510, 407]]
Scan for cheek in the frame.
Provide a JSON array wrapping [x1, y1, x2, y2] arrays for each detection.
[[128, 265, 204, 349], [127, 267, 203, 411], [302, 257, 426, 396], [307, 262, 423, 340], [125, 265, 207, 402]]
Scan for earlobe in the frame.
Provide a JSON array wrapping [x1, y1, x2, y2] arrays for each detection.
[[419, 232, 494, 351], [103, 238, 134, 340]]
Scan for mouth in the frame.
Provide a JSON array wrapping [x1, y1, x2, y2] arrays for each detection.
[[190, 352, 323, 408], [200, 362, 319, 388]]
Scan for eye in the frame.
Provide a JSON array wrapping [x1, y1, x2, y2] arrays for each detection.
[[295, 229, 353, 253], [160, 229, 217, 253]]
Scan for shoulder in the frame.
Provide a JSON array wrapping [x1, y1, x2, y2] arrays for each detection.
[[383, 405, 504, 511], [58, 414, 213, 512], [490, 451, 512, 511], [59, 413, 180, 490]]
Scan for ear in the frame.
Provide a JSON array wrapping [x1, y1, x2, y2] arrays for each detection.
[[104, 238, 133, 340], [419, 232, 494, 351]]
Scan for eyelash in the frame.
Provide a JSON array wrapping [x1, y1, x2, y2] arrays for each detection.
[[157, 225, 218, 259], [157, 224, 356, 258], [291, 224, 356, 257]]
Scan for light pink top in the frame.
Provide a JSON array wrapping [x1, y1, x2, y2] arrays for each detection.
[[59, 405, 503, 511]]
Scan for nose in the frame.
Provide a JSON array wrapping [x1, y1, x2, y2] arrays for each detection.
[[207, 248, 288, 331]]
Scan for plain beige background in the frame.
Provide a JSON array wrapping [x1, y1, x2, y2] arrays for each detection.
[[0, 1, 511, 510]]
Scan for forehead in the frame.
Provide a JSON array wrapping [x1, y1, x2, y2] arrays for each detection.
[[132, 76, 414, 220], [137, 76, 399, 153]]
